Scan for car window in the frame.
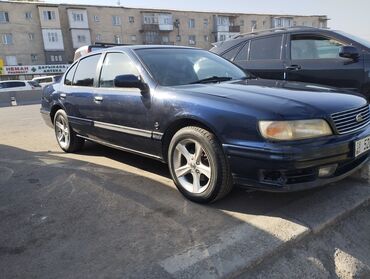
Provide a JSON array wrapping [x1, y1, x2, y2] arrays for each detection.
[[7, 81, 26, 88], [28, 81, 41, 87], [99, 52, 139, 88], [72, 54, 101, 87], [221, 44, 243, 61], [249, 35, 282, 60], [234, 41, 249, 62], [64, 63, 78, 85], [291, 35, 344, 60], [135, 48, 248, 86]]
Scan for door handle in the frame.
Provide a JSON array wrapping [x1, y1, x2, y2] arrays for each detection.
[[285, 65, 302, 71], [94, 96, 103, 103], [59, 93, 66, 99]]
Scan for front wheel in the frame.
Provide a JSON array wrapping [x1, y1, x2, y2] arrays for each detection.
[[168, 126, 233, 203], [54, 109, 84, 153]]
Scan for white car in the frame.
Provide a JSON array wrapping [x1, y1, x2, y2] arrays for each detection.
[[32, 75, 62, 88], [0, 80, 41, 92]]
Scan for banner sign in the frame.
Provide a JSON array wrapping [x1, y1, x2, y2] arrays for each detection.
[[0, 64, 70, 75]]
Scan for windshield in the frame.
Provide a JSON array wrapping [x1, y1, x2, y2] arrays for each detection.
[[334, 30, 370, 49], [135, 48, 248, 86]]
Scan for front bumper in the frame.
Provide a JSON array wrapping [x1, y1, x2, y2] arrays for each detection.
[[223, 125, 370, 192]]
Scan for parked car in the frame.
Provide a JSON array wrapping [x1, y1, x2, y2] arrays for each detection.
[[40, 46, 370, 203], [210, 27, 370, 99], [32, 75, 62, 88], [0, 80, 41, 92]]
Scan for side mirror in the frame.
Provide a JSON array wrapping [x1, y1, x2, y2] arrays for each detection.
[[339, 46, 359, 60], [114, 74, 148, 92]]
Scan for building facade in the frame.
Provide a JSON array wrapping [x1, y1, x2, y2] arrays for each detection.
[[0, 0, 328, 67]]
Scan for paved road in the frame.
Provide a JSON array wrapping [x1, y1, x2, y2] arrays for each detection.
[[0, 105, 369, 278]]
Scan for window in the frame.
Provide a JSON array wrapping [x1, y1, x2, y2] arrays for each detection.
[[114, 35, 121, 44], [203, 19, 208, 28], [43, 10, 56, 21], [99, 52, 139, 88], [77, 35, 86, 43], [143, 14, 158, 24], [240, 20, 244, 26], [0, 11, 9, 23], [93, 15, 100, 22], [5, 56, 17, 65], [251, 20, 257, 29], [31, 54, 38, 62], [25, 12, 32, 20], [96, 34, 102, 42], [249, 35, 282, 60], [188, 19, 195, 29], [219, 34, 226, 41], [73, 54, 100, 87], [291, 35, 344, 60], [1, 33, 13, 45], [73, 13, 84, 22], [50, 55, 62, 62], [131, 35, 136, 42], [64, 63, 78, 85], [162, 36, 169, 43], [5, 81, 25, 88], [28, 33, 34, 41], [176, 35, 181, 42], [234, 42, 249, 61], [204, 35, 209, 42], [47, 32, 58, 42], [112, 15, 121, 26], [222, 45, 243, 60], [188, 35, 196, 45], [129, 16, 134, 23]]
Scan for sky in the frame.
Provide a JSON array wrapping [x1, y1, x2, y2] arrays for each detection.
[[45, 0, 370, 41]]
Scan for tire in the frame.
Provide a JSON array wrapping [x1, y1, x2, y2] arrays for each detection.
[[53, 109, 84, 153], [168, 126, 233, 203]]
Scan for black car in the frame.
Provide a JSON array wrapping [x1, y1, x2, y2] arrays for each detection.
[[41, 46, 370, 203], [210, 27, 370, 99]]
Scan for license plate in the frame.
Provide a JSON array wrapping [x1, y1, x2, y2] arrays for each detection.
[[355, 136, 370, 157]]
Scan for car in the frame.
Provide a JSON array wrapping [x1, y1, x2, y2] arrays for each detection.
[[210, 26, 370, 99], [40, 45, 370, 203], [32, 75, 62, 88], [0, 80, 41, 92]]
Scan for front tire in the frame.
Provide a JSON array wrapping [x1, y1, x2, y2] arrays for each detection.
[[168, 126, 233, 203], [54, 109, 84, 153]]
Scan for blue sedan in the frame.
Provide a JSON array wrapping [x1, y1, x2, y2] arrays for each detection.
[[40, 46, 370, 203]]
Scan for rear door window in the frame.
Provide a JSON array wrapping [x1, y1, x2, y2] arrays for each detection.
[[7, 81, 26, 88], [249, 35, 283, 60], [72, 54, 101, 87], [99, 52, 139, 88], [64, 63, 78, 85]]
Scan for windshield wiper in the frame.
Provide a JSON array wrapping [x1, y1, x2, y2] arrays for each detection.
[[189, 76, 233, 84]]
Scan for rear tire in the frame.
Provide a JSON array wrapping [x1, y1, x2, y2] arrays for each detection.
[[168, 126, 233, 203], [54, 109, 84, 153]]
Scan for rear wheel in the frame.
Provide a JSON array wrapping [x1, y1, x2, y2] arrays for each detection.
[[168, 126, 233, 203], [54, 109, 84, 153]]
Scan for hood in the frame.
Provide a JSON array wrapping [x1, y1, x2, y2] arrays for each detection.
[[166, 79, 367, 119]]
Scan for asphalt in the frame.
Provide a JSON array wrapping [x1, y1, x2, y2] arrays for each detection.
[[0, 104, 370, 279]]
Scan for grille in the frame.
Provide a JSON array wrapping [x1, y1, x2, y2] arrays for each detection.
[[331, 105, 370, 134]]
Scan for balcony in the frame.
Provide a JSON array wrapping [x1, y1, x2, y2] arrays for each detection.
[[140, 24, 160, 32], [229, 25, 240, 32]]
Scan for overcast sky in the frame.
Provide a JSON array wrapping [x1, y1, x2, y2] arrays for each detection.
[[45, 0, 370, 41]]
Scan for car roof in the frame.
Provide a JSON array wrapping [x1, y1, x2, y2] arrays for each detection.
[[212, 26, 335, 49]]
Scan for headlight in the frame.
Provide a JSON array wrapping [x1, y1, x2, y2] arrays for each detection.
[[259, 119, 332, 141]]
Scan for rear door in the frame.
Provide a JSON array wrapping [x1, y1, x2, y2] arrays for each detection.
[[285, 33, 364, 91], [60, 54, 102, 137], [233, 34, 286, 80]]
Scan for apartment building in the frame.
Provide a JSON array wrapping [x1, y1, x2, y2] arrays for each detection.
[[0, 0, 328, 68]]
